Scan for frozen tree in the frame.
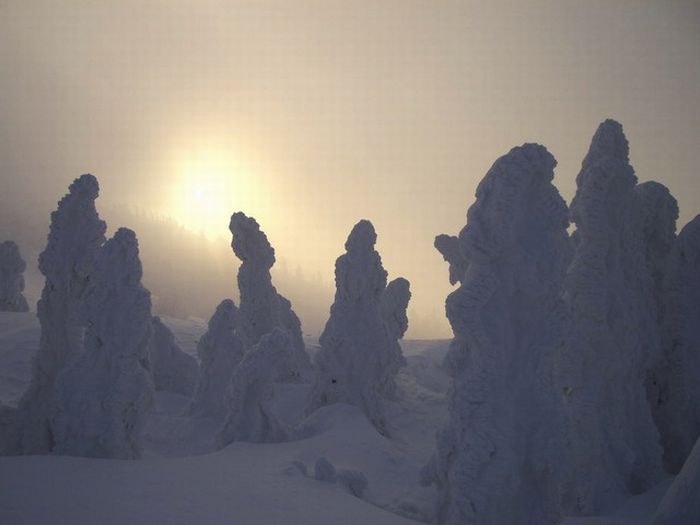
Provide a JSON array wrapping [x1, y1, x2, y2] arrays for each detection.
[[229, 212, 310, 380], [0, 240, 29, 312], [561, 120, 664, 514], [218, 328, 293, 445], [51, 228, 154, 459], [652, 436, 700, 525], [0, 403, 20, 455], [434, 234, 468, 286], [306, 220, 407, 435], [380, 277, 411, 341], [148, 316, 198, 396], [421, 144, 571, 525], [652, 215, 700, 473], [188, 299, 245, 418], [18, 174, 106, 454]]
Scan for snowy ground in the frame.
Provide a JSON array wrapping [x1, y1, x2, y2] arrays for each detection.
[[0, 312, 671, 524]]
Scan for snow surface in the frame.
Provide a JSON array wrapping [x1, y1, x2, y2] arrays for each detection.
[[0, 311, 677, 524]]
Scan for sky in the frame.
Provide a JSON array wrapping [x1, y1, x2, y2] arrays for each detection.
[[1, 0, 699, 337]]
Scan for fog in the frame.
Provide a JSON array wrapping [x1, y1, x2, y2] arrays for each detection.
[[1, 1, 699, 337]]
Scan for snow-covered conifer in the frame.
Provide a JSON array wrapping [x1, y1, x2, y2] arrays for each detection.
[[18, 174, 106, 454], [651, 435, 700, 525], [561, 120, 665, 513], [51, 228, 154, 459], [653, 215, 700, 473], [0, 241, 29, 312], [380, 277, 411, 341], [188, 299, 245, 418], [229, 212, 310, 379], [218, 328, 292, 445], [306, 220, 407, 435], [422, 144, 571, 525], [149, 316, 198, 396]]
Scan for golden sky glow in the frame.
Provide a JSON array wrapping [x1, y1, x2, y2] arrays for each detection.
[[1, 1, 699, 337]]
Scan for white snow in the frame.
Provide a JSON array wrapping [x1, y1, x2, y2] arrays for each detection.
[[18, 174, 107, 455], [229, 212, 311, 380], [50, 228, 154, 459], [307, 220, 408, 436], [188, 299, 245, 419], [423, 143, 572, 525]]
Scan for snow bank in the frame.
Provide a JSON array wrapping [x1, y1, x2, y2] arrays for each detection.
[[561, 120, 664, 513], [218, 328, 293, 445], [51, 228, 154, 459], [149, 316, 198, 396], [18, 174, 106, 454], [229, 212, 310, 380], [0, 241, 29, 312], [307, 220, 407, 435], [422, 144, 571, 525], [188, 299, 245, 418]]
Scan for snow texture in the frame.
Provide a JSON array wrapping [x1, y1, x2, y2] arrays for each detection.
[[50, 228, 154, 459], [149, 316, 198, 396], [306, 220, 407, 435], [422, 143, 571, 525], [188, 299, 245, 418], [229, 212, 310, 380], [652, 436, 700, 525], [653, 214, 700, 473], [0, 241, 29, 312], [561, 120, 665, 514], [381, 277, 411, 341], [0, 402, 20, 455], [18, 174, 106, 454], [218, 328, 293, 445], [314, 456, 337, 482], [434, 234, 468, 286]]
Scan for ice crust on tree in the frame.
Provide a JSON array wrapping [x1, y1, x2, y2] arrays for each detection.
[[148, 316, 198, 396], [218, 328, 293, 445], [0, 241, 29, 312], [229, 212, 310, 380], [651, 436, 700, 525], [422, 144, 571, 525], [18, 174, 107, 454], [380, 277, 411, 341], [188, 299, 245, 418], [561, 120, 665, 514], [50, 228, 154, 459], [306, 220, 408, 435], [653, 215, 700, 473]]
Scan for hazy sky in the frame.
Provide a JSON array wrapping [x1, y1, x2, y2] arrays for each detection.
[[1, 1, 699, 337]]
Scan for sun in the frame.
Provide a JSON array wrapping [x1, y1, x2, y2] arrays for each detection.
[[170, 148, 241, 237]]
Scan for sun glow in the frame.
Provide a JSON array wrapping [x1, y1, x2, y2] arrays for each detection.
[[169, 147, 252, 238]]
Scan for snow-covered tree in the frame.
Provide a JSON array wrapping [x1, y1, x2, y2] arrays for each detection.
[[652, 215, 700, 473], [422, 144, 571, 525], [306, 220, 408, 435], [651, 435, 700, 525], [51, 228, 154, 459], [149, 316, 198, 396], [561, 120, 665, 514], [229, 212, 310, 380], [0, 240, 29, 312], [0, 403, 20, 455], [380, 277, 411, 341], [18, 174, 106, 454], [188, 299, 245, 418], [218, 328, 292, 445]]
